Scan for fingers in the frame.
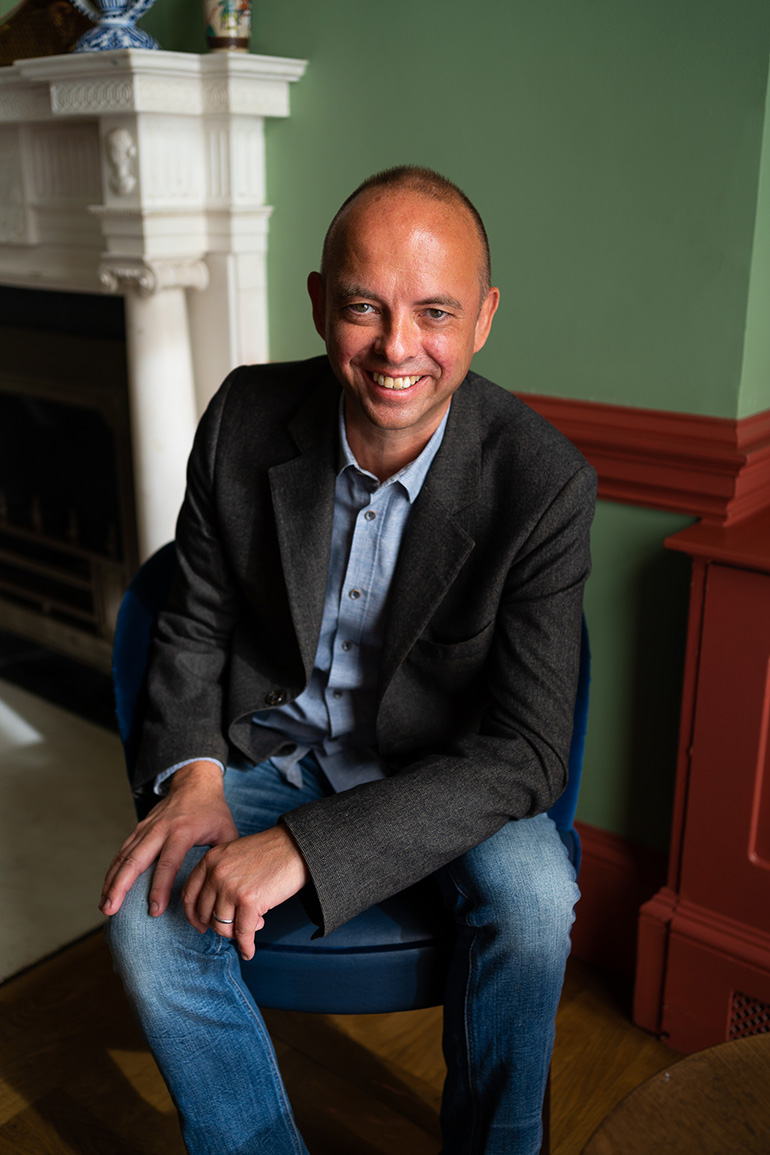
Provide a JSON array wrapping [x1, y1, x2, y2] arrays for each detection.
[[147, 840, 196, 916], [205, 906, 263, 961], [234, 912, 264, 961], [181, 856, 209, 933], [99, 786, 239, 918], [115, 824, 307, 955], [100, 823, 167, 915], [210, 908, 236, 930], [181, 857, 249, 936], [181, 854, 265, 959], [208, 908, 264, 961]]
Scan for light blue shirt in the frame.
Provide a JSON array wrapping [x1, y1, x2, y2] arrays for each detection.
[[254, 400, 449, 790], [157, 400, 448, 794]]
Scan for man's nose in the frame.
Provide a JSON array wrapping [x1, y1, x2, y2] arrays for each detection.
[[374, 313, 418, 365]]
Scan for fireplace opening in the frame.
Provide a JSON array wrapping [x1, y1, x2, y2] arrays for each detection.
[[0, 285, 137, 673]]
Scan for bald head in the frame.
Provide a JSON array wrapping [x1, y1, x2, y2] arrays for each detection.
[[321, 166, 491, 302], [307, 170, 500, 478]]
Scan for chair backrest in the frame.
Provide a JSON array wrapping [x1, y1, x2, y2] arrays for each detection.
[[113, 541, 177, 813], [548, 613, 590, 874]]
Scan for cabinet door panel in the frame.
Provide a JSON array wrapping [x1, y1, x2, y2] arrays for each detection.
[[683, 563, 770, 924]]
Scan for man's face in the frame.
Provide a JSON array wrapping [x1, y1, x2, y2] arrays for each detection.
[[308, 188, 499, 466]]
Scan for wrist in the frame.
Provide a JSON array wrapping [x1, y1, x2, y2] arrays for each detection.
[[169, 759, 225, 793]]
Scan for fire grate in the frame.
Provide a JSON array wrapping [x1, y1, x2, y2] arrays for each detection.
[[0, 290, 137, 671], [730, 990, 770, 1039]]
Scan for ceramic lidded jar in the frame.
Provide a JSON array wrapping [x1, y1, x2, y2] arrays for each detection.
[[204, 0, 251, 51], [69, 0, 160, 50]]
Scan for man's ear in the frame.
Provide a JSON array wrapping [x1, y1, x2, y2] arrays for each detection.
[[307, 272, 327, 340], [473, 286, 500, 354]]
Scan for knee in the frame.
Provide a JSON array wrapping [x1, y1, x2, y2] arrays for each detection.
[[105, 870, 171, 986], [108, 890, 230, 1034], [444, 820, 580, 963], [106, 846, 211, 981], [475, 871, 575, 958], [500, 862, 578, 963]]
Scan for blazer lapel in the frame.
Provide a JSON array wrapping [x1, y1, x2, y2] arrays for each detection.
[[269, 375, 340, 680], [378, 383, 482, 699], [268, 373, 483, 695]]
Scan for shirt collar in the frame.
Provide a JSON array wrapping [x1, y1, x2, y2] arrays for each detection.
[[336, 397, 450, 504]]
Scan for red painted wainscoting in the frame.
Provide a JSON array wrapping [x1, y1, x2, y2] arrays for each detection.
[[572, 822, 666, 978], [517, 393, 770, 525], [518, 394, 770, 1052]]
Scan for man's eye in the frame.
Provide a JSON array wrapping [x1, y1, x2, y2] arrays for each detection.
[[347, 302, 374, 315], [425, 308, 449, 321]]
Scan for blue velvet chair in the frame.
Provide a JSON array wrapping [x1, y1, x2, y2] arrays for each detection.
[[113, 537, 589, 1021]]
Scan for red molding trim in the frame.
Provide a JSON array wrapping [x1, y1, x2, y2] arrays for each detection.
[[571, 821, 666, 978], [517, 394, 770, 525]]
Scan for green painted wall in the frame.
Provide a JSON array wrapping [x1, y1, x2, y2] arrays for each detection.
[[581, 504, 693, 850], [739, 58, 770, 418], [144, 0, 770, 420]]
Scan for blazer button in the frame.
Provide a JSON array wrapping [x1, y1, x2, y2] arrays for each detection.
[[264, 689, 287, 707]]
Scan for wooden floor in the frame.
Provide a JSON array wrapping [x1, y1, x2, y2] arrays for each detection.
[[0, 931, 679, 1154]]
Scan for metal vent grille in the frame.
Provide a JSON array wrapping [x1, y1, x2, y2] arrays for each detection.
[[730, 991, 770, 1039]]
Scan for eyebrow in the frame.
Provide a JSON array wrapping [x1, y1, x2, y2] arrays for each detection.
[[335, 283, 464, 311]]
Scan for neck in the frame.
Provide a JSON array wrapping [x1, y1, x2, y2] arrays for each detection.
[[344, 421, 431, 482], [343, 400, 449, 482]]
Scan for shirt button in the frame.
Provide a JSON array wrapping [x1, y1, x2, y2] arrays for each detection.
[[264, 688, 287, 706], [364, 510, 376, 521], [349, 588, 362, 600], [341, 641, 352, 651], [332, 689, 343, 699]]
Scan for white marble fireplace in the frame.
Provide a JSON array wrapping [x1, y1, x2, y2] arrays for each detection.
[[0, 47, 306, 563]]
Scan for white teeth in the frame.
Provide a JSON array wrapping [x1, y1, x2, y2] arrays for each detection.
[[373, 373, 421, 390]]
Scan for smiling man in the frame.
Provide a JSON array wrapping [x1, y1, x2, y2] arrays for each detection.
[[103, 167, 596, 1155], [307, 178, 498, 479]]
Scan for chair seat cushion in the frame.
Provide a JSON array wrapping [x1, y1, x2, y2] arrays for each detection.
[[240, 883, 452, 1014]]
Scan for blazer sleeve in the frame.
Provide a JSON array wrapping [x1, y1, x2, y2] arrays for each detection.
[[282, 460, 597, 935]]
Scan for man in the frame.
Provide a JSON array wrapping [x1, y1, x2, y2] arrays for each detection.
[[103, 166, 596, 1154]]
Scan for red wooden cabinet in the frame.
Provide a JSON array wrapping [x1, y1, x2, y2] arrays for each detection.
[[634, 508, 770, 1052]]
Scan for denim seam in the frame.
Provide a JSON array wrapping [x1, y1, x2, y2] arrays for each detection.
[[221, 945, 306, 1155], [445, 862, 484, 1155]]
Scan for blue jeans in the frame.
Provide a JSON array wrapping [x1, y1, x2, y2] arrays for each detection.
[[107, 757, 578, 1155]]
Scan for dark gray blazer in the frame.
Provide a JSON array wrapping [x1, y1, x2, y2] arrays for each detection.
[[138, 356, 596, 933]]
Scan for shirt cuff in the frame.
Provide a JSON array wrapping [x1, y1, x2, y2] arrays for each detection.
[[153, 757, 226, 796]]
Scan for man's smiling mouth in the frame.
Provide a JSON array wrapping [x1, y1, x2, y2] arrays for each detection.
[[372, 373, 422, 391]]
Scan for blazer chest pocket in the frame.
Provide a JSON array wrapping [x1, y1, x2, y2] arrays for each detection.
[[413, 619, 495, 665]]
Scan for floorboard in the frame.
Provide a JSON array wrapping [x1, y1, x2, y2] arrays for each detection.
[[0, 931, 679, 1154]]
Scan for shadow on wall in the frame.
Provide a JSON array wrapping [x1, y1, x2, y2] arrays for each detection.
[[625, 544, 691, 853]]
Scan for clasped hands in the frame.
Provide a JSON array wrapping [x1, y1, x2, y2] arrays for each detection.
[[99, 760, 310, 960]]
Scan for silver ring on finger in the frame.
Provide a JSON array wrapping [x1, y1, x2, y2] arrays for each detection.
[[212, 911, 235, 925]]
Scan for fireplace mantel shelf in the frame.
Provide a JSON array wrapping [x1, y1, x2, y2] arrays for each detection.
[[0, 49, 307, 120], [0, 48, 307, 559]]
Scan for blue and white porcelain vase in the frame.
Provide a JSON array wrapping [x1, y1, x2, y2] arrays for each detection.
[[69, 0, 160, 51]]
